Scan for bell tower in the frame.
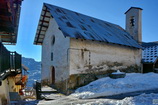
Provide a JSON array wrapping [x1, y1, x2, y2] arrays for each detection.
[[125, 7, 143, 43]]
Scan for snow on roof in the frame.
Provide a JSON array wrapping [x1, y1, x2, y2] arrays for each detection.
[[142, 42, 158, 63], [34, 3, 142, 49]]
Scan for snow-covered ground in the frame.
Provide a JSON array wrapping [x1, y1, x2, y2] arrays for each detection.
[[37, 93, 158, 105], [41, 86, 55, 91], [41, 86, 66, 100], [18, 73, 158, 105], [12, 93, 158, 105], [71, 73, 158, 99], [75, 93, 158, 105]]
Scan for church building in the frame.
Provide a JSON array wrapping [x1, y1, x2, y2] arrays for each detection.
[[34, 4, 142, 93]]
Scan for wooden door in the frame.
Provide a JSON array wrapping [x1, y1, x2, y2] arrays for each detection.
[[52, 66, 55, 84]]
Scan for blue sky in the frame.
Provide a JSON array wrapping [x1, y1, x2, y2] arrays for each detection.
[[5, 0, 158, 61]]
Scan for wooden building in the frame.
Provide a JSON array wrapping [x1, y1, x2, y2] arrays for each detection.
[[142, 42, 158, 73], [0, 0, 26, 104]]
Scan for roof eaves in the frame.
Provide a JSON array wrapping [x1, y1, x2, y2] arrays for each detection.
[[34, 5, 51, 45], [125, 7, 143, 14]]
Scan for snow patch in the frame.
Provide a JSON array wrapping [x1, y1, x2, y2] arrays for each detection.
[[80, 93, 158, 105], [71, 73, 158, 99], [111, 70, 125, 74]]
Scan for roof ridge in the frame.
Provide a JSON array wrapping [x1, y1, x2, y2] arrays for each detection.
[[35, 3, 142, 49], [44, 3, 119, 27]]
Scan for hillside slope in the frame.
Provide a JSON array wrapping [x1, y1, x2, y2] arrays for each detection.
[[22, 57, 41, 87]]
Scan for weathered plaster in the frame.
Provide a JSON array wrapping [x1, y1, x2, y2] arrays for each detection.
[[8, 76, 21, 92], [42, 17, 70, 84], [0, 79, 10, 104], [41, 16, 142, 93], [69, 38, 141, 74]]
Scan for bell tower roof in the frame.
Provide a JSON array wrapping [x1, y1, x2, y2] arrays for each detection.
[[125, 7, 143, 14]]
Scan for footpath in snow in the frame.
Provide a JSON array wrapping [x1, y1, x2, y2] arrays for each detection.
[[36, 93, 158, 105], [12, 93, 158, 105], [71, 72, 158, 99]]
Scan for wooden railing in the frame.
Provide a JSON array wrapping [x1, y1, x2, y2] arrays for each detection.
[[0, 42, 22, 80], [10, 51, 22, 73], [0, 42, 10, 73]]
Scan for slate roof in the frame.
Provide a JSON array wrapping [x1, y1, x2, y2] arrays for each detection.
[[34, 3, 142, 49], [142, 42, 158, 63]]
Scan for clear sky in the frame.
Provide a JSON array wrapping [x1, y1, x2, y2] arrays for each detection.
[[5, 0, 158, 61]]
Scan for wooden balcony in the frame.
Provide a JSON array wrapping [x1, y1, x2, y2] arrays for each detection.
[[15, 74, 28, 85], [0, 44, 22, 81], [0, 0, 23, 44]]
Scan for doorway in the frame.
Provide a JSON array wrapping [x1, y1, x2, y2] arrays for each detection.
[[143, 63, 153, 73], [51, 66, 55, 84]]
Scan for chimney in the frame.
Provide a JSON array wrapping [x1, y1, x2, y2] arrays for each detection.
[[125, 7, 143, 43]]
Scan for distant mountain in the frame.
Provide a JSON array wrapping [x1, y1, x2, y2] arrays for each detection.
[[22, 57, 41, 87]]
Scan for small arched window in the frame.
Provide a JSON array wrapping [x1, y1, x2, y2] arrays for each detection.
[[51, 35, 55, 45]]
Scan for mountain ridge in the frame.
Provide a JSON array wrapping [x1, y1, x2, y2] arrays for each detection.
[[22, 57, 41, 87]]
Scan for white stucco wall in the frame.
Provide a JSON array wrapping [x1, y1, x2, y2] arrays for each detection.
[[69, 38, 141, 74], [42, 17, 70, 83], [0, 79, 10, 104], [8, 76, 21, 93], [41, 16, 142, 85]]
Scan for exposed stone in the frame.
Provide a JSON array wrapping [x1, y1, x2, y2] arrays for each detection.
[[109, 73, 126, 79], [55, 81, 67, 94], [41, 79, 51, 86], [121, 65, 141, 73], [109, 70, 126, 79]]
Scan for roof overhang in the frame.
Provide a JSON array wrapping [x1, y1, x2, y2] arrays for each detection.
[[0, 0, 23, 45], [124, 7, 143, 14], [34, 4, 51, 45], [142, 43, 158, 64], [142, 57, 158, 64]]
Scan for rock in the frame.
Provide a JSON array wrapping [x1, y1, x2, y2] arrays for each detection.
[[109, 70, 126, 79]]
